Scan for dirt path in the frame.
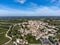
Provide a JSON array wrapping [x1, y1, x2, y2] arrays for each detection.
[[3, 26, 12, 45], [3, 24, 20, 45]]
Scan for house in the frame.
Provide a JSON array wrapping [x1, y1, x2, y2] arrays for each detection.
[[40, 38, 52, 45]]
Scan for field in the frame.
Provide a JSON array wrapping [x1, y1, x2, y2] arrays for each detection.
[[0, 17, 27, 45], [0, 23, 10, 45], [0, 16, 60, 45]]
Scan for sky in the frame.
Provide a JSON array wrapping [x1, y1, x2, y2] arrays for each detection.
[[0, 0, 60, 16]]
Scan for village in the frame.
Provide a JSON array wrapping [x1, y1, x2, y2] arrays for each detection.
[[7, 20, 60, 45]]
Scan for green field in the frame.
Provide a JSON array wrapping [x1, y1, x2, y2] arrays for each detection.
[[0, 32, 9, 45], [0, 17, 60, 45], [0, 23, 10, 45], [0, 18, 26, 45]]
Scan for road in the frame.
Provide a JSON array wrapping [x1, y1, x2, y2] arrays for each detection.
[[3, 26, 12, 45]]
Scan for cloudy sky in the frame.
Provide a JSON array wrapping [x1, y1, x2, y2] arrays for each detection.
[[0, 0, 60, 16]]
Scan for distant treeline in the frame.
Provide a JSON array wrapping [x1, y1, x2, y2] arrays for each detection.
[[0, 16, 60, 20]]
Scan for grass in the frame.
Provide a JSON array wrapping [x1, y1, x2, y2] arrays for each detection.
[[0, 18, 27, 45], [6, 41, 13, 45], [0, 28, 8, 33], [0, 22, 11, 45], [0, 25, 10, 45], [0, 18, 60, 45], [0, 32, 9, 45], [56, 32, 60, 38], [25, 34, 41, 44], [0, 19, 23, 45]]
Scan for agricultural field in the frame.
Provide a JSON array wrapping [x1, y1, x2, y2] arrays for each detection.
[[0, 18, 22, 45], [0, 17, 29, 45], [0, 17, 60, 45]]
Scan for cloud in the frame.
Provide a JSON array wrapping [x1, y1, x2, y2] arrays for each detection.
[[51, 0, 56, 3], [50, 0, 60, 6], [28, 2, 38, 7], [16, 0, 26, 4], [0, 2, 60, 16], [0, 9, 34, 16], [0, 6, 60, 16], [35, 6, 60, 16]]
